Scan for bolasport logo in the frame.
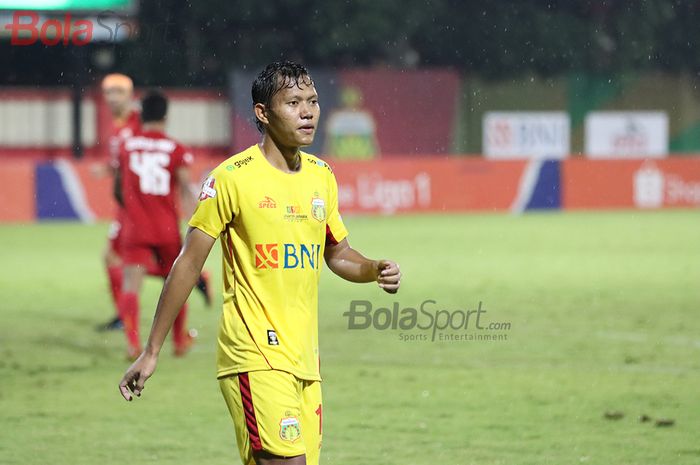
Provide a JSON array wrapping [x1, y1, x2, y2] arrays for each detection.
[[2, 10, 157, 46], [343, 300, 511, 342], [4, 11, 91, 46]]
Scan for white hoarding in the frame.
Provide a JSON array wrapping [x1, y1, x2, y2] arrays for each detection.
[[483, 112, 570, 159], [585, 111, 668, 158]]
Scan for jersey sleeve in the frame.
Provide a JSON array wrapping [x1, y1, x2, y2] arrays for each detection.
[[172, 143, 194, 169], [325, 169, 348, 245], [188, 169, 236, 239]]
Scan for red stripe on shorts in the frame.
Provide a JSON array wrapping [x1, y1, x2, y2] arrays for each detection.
[[238, 373, 263, 452]]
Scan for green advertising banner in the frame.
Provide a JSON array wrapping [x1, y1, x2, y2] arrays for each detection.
[[0, 0, 132, 10]]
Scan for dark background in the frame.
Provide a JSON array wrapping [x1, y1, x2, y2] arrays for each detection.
[[4, 0, 700, 87]]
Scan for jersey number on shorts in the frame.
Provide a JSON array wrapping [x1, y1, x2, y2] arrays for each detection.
[[129, 152, 171, 195], [315, 403, 322, 435]]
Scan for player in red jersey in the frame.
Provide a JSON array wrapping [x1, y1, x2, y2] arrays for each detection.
[[97, 74, 212, 332], [97, 74, 142, 332], [116, 90, 196, 359]]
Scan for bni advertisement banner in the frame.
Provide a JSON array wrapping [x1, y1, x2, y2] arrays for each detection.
[[483, 112, 570, 159], [584, 111, 669, 158], [563, 158, 700, 209]]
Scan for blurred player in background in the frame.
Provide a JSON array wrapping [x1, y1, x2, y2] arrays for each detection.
[[97, 74, 212, 332], [97, 73, 140, 331], [116, 90, 198, 360], [119, 61, 401, 465]]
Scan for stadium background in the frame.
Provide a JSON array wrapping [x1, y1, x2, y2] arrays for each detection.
[[1, 1, 698, 465]]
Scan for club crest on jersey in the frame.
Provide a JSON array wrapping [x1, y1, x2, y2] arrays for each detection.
[[279, 414, 301, 443], [311, 193, 326, 222], [199, 176, 216, 201]]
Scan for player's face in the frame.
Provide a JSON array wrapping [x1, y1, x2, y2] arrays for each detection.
[[266, 77, 320, 148], [103, 86, 132, 117]]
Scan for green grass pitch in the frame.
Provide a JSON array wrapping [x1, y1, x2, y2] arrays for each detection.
[[1, 211, 698, 465]]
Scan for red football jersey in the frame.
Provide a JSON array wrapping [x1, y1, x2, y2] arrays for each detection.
[[109, 109, 141, 166], [118, 129, 193, 246]]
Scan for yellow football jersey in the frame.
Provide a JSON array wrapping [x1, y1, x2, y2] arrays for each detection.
[[189, 144, 348, 381]]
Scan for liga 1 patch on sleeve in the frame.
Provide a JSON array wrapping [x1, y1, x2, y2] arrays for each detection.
[[199, 176, 217, 200]]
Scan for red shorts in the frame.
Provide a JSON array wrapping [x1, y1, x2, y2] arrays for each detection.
[[107, 220, 124, 255], [121, 242, 182, 278]]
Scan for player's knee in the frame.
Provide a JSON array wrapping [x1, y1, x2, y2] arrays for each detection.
[[104, 248, 122, 267], [122, 265, 145, 292]]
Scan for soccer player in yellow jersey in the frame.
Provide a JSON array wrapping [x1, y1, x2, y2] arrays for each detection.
[[119, 61, 401, 465]]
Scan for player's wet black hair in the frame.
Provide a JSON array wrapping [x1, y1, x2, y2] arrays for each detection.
[[141, 90, 168, 123], [252, 61, 313, 133]]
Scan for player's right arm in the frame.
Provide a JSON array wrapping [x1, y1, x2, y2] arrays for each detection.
[[119, 167, 235, 401], [176, 166, 197, 218], [113, 138, 127, 206], [113, 168, 124, 207], [118, 227, 215, 401]]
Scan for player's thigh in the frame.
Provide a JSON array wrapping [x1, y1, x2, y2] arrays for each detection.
[[219, 375, 255, 465], [120, 244, 151, 291], [219, 371, 306, 463], [121, 243, 153, 266], [301, 381, 322, 465]]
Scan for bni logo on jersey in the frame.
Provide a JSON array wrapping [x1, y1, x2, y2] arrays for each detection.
[[255, 243, 321, 270]]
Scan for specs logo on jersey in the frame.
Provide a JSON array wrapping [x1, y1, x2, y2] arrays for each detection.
[[258, 196, 277, 208], [254, 243, 322, 270], [199, 176, 216, 201], [311, 193, 326, 222]]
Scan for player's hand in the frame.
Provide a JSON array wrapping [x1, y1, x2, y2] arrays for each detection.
[[377, 260, 401, 294], [118, 352, 158, 401]]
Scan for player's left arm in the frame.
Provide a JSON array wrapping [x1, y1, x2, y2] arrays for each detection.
[[175, 166, 198, 218], [113, 138, 126, 206], [324, 239, 401, 294], [113, 163, 124, 207], [322, 164, 399, 292]]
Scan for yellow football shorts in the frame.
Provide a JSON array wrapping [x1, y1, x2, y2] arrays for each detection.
[[219, 370, 322, 465]]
